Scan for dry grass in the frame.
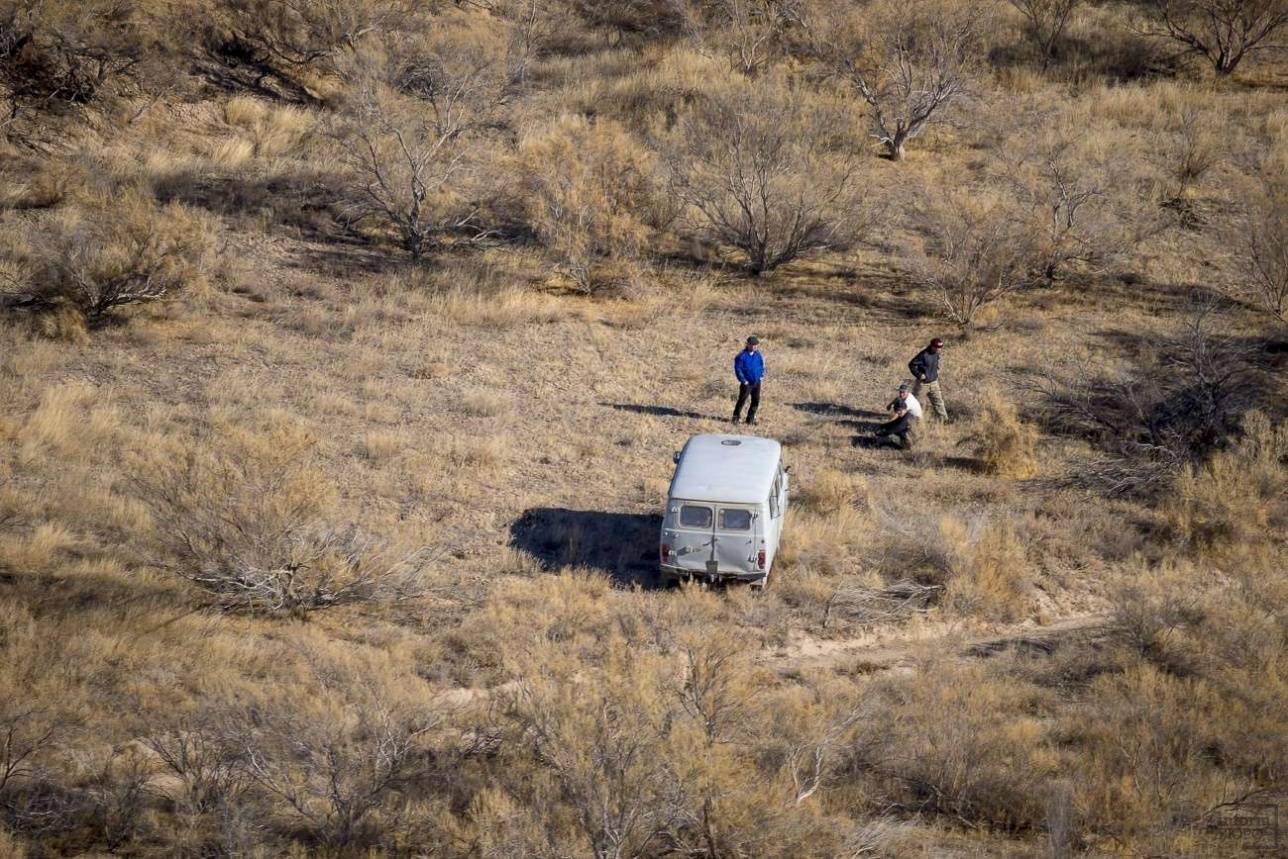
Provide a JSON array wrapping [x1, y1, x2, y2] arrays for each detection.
[[0, 0, 1286, 854], [969, 394, 1039, 479]]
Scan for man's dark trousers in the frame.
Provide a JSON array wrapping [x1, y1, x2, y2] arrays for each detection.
[[734, 383, 761, 423], [876, 412, 917, 446]]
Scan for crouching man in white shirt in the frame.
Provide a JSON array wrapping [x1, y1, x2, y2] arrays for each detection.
[[875, 381, 923, 449]]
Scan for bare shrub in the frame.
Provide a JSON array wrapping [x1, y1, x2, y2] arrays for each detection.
[[145, 721, 250, 818], [915, 190, 1034, 328], [701, 0, 805, 76], [0, 0, 150, 122], [1140, 0, 1288, 75], [1033, 309, 1260, 495], [333, 43, 501, 261], [849, 664, 1049, 829], [1013, 140, 1124, 285], [1166, 410, 1288, 551], [204, 0, 402, 98], [1165, 104, 1218, 199], [566, 0, 695, 44], [0, 708, 57, 797], [1007, 0, 1082, 66], [815, 0, 988, 161], [134, 422, 430, 614], [668, 80, 867, 275], [82, 747, 154, 852], [2, 192, 209, 323], [519, 114, 663, 293], [966, 395, 1038, 478], [240, 702, 436, 847], [1233, 174, 1288, 323]]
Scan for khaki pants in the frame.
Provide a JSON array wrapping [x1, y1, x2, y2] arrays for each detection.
[[913, 379, 948, 420]]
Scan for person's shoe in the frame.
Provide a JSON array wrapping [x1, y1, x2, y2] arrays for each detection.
[[746, 419, 757, 426], [730, 416, 740, 424]]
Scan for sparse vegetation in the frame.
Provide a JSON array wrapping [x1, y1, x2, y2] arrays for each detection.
[[0, 0, 1285, 855], [668, 79, 866, 274]]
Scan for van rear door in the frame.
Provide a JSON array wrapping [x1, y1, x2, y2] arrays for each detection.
[[714, 506, 758, 573], [665, 502, 716, 574]]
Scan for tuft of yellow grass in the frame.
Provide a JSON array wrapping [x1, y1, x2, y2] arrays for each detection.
[[970, 394, 1038, 479]]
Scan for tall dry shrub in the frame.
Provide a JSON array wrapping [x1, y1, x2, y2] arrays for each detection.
[[939, 517, 1033, 621], [1235, 171, 1288, 323], [134, 421, 429, 614], [1166, 410, 1288, 552], [4, 192, 209, 323], [848, 664, 1050, 829], [969, 395, 1038, 478], [915, 189, 1034, 328], [519, 115, 663, 293], [668, 79, 867, 275], [0, 0, 154, 121]]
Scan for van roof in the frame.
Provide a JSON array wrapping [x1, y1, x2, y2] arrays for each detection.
[[669, 434, 782, 504]]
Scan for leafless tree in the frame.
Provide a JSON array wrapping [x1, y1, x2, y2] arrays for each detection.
[[1007, 0, 1082, 67], [1237, 180, 1288, 323], [1142, 0, 1288, 75], [336, 53, 499, 260], [915, 193, 1034, 328], [816, 2, 986, 161], [668, 84, 867, 275]]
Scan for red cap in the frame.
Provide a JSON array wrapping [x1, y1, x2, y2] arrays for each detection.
[[930, 338, 944, 348]]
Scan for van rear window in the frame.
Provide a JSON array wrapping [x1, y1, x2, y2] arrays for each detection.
[[679, 505, 712, 528], [719, 509, 752, 531]]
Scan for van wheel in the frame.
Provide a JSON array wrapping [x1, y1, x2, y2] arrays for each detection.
[[750, 579, 767, 594]]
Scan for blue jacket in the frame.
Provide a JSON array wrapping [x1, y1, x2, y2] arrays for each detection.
[[734, 349, 764, 385]]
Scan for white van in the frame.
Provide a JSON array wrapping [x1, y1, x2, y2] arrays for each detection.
[[660, 434, 789, 589]]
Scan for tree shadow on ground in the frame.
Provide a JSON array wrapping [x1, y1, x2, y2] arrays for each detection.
[[601, 402, 712, 421], [509, 508, 662, 588]]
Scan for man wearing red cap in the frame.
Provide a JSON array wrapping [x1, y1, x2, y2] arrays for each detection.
[[908, 338, 948, 421]]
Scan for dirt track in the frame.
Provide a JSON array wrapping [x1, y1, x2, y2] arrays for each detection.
[[762, 612, 1113, 676]]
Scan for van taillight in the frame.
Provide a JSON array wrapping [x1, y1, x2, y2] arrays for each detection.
[[757, 548, 766, 570], [661, 543, 671, 563]]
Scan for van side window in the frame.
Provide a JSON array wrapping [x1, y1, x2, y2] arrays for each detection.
[[769, 475, 781, 518], [679, 505, 712, 528], [719, 509, 752, 531]]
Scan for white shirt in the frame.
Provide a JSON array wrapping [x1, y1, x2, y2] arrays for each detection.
[[899, 393, 923, 418]]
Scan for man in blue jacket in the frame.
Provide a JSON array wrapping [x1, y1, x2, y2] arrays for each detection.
[[732, 335, 764, 425]]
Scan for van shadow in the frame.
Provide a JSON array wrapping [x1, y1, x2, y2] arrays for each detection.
[[509, 508, 663, 588], [601, 402, 711, 421]]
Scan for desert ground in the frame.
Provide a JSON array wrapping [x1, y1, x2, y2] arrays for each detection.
[[1, 0, 1287, 856]]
